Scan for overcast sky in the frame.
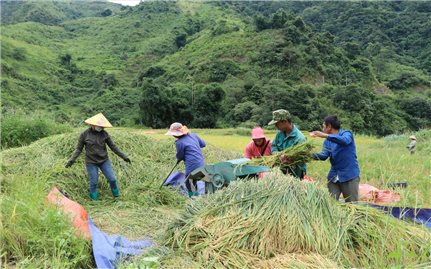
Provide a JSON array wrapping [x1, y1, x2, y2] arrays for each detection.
[[108, 0, 141, 6]]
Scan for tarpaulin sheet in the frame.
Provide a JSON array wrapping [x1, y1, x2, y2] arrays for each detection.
[[164, 170, 205, 196], [89, 217, 153, 269], [369, 204, 431, 229], [46, 187, 90, 239]]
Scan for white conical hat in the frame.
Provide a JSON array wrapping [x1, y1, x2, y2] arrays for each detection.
[[84, 113, 113, 128]]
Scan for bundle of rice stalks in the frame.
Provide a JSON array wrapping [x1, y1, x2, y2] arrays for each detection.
[[164, 171, 431, 268], [247, 142, 314, 169]]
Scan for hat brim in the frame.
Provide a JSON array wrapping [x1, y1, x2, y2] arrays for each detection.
[[252, 135, 265, 140], [165, 131, 183, 136], [84, 120, 113, 128], [165, 130, 184, 136], [268, 120, 279, 125]]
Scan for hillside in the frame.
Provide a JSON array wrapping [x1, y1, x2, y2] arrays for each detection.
[[0, 0, 122, 25], [1, 1, 430, 136]]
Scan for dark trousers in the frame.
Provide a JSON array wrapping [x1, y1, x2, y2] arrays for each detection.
[[328, 177, 360, 202]]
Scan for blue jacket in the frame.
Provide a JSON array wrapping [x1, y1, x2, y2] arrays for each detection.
[[313, 129, 360, 182], [175, 133, 206, 175]]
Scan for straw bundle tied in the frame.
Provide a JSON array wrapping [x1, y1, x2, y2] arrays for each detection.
[[164, 171, 431, 268], [247, 141, 315, 169]]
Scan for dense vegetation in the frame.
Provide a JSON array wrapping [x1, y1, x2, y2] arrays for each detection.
[[1, 1, 430, 137]]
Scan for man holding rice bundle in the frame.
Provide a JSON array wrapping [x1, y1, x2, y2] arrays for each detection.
[[66, 113, 131, 200], [310, 115, 360, 202], [269, 109, 307, 179]]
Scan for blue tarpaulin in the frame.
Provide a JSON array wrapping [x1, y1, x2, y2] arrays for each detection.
[[89, 217, 153, 269], [369, 204, 431, 229], [163, 170, 205, 196]]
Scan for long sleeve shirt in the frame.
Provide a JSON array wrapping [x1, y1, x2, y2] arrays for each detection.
[[313, 129, 360, 182], [244, 139, 272, 159], [68, 128, 128, 164], [175, 133, 206, 175], [407, 140, 416, 152], [271, 125, 307, 177]]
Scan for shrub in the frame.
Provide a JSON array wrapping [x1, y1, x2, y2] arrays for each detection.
[[1, 115, 72, 148]]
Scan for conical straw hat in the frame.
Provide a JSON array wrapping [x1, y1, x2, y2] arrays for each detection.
[[84, 113, 113, 128]]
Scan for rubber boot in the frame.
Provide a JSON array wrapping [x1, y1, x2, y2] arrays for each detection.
[[90, 191, 98, 201], [111, 188, 120, 198]]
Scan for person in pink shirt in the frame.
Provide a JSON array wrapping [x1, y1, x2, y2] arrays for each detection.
[[244, 126, 272, 159]]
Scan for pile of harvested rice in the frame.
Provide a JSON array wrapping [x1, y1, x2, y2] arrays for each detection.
[[164, 171, 431, 268], [247, 142, 315, 169]]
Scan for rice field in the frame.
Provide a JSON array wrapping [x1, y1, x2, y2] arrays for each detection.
[[1, 128, 430, 268]]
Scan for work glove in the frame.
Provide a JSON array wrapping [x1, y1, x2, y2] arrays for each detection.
[[124, 157, 131, 164], [65, 160, 73, 168]]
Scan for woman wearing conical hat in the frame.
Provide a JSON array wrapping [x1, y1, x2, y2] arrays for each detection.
[[66, 113, 131, 200], [407, 135, 417, 154]]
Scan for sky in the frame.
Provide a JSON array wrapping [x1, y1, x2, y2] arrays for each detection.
[[108, 0, 141, 6]]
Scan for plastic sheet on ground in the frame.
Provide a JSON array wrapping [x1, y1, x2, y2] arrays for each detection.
[[368, 204, 431, 229], [164, 170, 205, 196], [89, 217, 153, 269], [46, 187, 90, 239], [47, 187, 154, 268], [359, 184, 400, 204]]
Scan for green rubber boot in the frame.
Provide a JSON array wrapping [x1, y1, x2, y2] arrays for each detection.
[[89, 192, 98, 201], [111, 188, 120, 198]]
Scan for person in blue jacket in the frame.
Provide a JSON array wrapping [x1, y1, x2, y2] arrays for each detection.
[[310, 115, 360, 202], [165, 122, 206, 197]]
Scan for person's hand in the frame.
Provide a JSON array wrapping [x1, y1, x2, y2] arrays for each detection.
[[124, 157, 131, 164], [310, 131, 327, 138], [65, 160, 73, 168], [279, 154, 290, 164]]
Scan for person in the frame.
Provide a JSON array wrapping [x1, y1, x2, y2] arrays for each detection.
[[269, 109, 306, 179], [65, 113, 131, 200], [244, 126, 272, 159], [165, 122, 206, 197], [407, 135, 417, 154], [310, 115, 360, 202]]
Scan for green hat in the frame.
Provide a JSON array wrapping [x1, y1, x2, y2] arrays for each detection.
[[268, 109, 291, 125]]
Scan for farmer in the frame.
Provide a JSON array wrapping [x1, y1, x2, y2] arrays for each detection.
[[269, 109, 307, 179], [244, 126, 272, 159], [310, 115, 360, 202], [407, 135, 417, 154], [165, 122, 206, 197], [65, 113, 131, 200]]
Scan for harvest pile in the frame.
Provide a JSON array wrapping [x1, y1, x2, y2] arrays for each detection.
[[247, 142, 315, 169], [164, 171, 431, 268]]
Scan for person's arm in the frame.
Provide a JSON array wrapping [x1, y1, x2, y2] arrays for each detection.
[[197, 135, 206, 148], [176, 141, 185, 161], [327, 131, 353, 146], [313, 142, 331, 161], [66, 132, 85, 166], [270, 133, 280, 153], [106, 134, 128, 161], [244, 143, 253, 158]]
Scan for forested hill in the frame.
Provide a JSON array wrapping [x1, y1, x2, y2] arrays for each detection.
[[1, 1, 430, 136]]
